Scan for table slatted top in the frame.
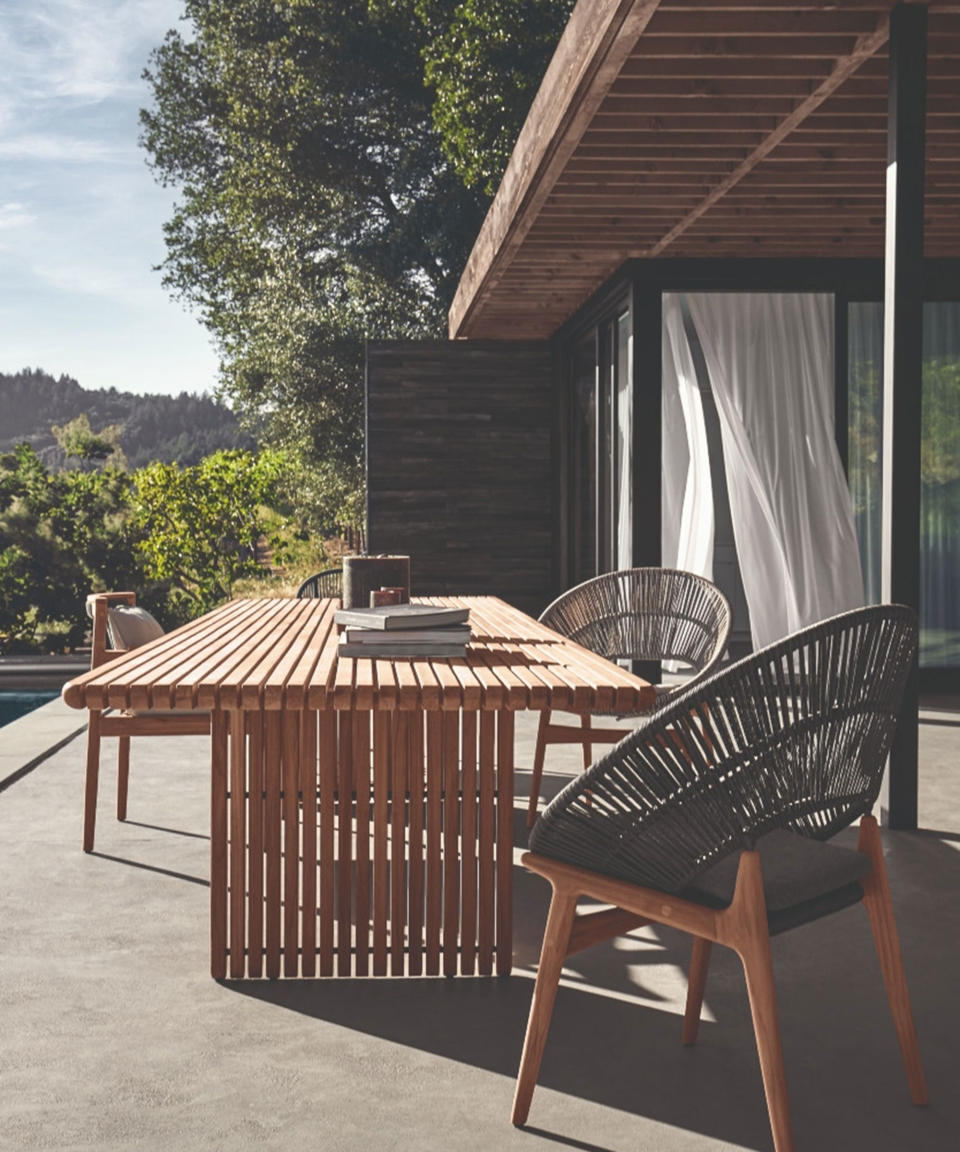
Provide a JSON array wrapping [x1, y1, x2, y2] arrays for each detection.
[[62, 596, 655, 713]]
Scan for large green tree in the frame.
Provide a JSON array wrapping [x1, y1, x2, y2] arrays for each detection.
[[420, 0, 574, 196], [135, 448, 283, 616], [140, 0, 571, 528]]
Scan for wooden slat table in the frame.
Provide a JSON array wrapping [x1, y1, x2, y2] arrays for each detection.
[[63, 596, 655, 979]]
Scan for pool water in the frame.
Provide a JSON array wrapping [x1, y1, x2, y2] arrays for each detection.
[[0, 691, 58, 729]]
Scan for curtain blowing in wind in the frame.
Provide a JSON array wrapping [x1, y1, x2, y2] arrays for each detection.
[[663, 291, 864, 651]]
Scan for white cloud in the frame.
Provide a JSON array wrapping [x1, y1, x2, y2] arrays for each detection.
[[0, 202, 36, 230], [0, 2, 211, 396], [0, 134, 126, 163], [0, 1, 185, 112]]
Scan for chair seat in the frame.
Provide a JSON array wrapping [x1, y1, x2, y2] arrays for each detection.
[[682, 829, 872, 935]]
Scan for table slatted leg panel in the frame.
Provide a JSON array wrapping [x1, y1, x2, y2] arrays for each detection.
[[216, 707, 516, 978]]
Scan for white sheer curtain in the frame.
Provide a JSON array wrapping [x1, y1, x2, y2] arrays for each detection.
[[684, 292, 864, 649], [661, 293, 714, 579]]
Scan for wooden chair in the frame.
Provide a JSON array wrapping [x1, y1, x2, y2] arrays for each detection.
[[82, 592, 209, 852], [295, 568, 342, 599], [527, 567, 731, 827], [514, 605, 927, 1151]]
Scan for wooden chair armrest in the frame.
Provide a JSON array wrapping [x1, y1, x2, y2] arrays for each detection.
[[88, 591, 138, 668]]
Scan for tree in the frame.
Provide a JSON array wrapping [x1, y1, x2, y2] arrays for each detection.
[[52, 413, 126, 470], [140, 1, 571, 527], [134, 448, 283, 616], [0, 445, 141, 649], [0, 444, 304, 651], [419, 0, 575, 196], [140, 1, 488, 525]]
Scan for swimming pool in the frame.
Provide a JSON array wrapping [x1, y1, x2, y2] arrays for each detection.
[[0, 691, 58, 729]]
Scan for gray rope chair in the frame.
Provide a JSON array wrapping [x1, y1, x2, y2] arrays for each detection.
[[513, 605, 927, 1151], [527, 567, 731, 827], [295, 568, 342, 599]]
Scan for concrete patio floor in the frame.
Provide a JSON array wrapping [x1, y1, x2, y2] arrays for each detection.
[[1, 699, 958, 1152]]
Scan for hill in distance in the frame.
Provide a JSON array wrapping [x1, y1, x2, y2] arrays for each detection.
[[0, 368, 254, 469]]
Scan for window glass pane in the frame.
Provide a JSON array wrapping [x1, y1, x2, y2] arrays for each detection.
[[571, 336, 597, 583], [848, 302, 883, 605], [847, 300, 960, 667], [921, 303, 960, 667]]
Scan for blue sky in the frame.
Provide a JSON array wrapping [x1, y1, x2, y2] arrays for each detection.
[[0, 0, 219, 397]]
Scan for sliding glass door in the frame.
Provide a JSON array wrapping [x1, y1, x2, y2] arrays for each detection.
[[568, 302, 632, 585], [848, 300, 960, 669]]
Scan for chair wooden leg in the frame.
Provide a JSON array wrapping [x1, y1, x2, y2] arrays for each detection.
[[579, 713, 592, 771], [117, 736, 131, 821], [527, 710, 550, 829], [682, 936, 712, 1045], [512, 883, 578, 1127], [857, 815, 928, 1106], [83, 711, 102, 853], [729, 852, 794, 1152]]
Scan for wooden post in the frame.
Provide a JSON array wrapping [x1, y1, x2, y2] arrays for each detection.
[[881, 3, 926, 830]]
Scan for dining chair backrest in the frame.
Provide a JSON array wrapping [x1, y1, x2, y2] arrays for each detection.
[[296, 568, 343, 599], [530, 604, 918, 896], [540, 568, 731, 675]]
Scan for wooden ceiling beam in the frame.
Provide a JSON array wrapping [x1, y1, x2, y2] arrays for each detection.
[[634, 35, 877, 57], [644, 14, 890, 257], [598, 95, 960, 113], [656, 1, 895, 10], [566, 146, 887, 165], [618, 56, 836, 77], [449, 0, 664, 338], [609, 78, 835, 96], [647, 11, 884, 36]]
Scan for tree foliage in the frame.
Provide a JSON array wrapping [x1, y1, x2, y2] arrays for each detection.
[[419, 0, 575, 196], [134, 449, 283, 614], [0, 445, 290, 651], [141, 1, 487, 517], [139, 1, 572, 524], [0, 445, 141, 649], [52, 413, 125, 469]]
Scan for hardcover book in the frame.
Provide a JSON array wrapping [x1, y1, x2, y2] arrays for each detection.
[[342, 625, 472, 644], [337, 637, 467, 659], [333, 604, 470, 631]]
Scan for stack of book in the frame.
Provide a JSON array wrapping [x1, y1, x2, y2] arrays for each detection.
[[334, 604, 471, 658]]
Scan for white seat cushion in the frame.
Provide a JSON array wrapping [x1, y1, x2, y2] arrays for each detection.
[[106, 605, 164, 650]]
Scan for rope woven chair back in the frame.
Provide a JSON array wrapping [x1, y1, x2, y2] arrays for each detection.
[[540, 568, 731, 673], [531, 604, 917, 896], [296, 568, 342, 599]]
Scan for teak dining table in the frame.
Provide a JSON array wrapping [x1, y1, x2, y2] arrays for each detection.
[[63, 595, 655, 980]]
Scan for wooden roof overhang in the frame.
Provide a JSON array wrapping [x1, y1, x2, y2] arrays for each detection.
[[449, 0, 960, 340]]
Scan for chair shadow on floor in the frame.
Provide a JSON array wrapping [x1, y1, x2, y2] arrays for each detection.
[[227, 819, 960, 1152]]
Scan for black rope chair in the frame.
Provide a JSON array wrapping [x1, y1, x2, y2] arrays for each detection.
[[514, 605, 927, 1151], [295, 568, 342, 599], [527, 567, 732, 827]]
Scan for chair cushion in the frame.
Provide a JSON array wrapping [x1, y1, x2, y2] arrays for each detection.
[[683, 829, 872, 913], [107, 605, 164, 650]]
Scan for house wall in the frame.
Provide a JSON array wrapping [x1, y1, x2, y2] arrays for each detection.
[[365, 340, 555, 616]]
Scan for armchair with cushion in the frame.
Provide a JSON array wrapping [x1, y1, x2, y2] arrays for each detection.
[[513, 605, 926, 1152], [527, 567, 731, 827], [82, 592, 210, 852]]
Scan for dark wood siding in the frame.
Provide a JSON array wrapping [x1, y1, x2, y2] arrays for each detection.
[[366, 340, 554, 616]]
